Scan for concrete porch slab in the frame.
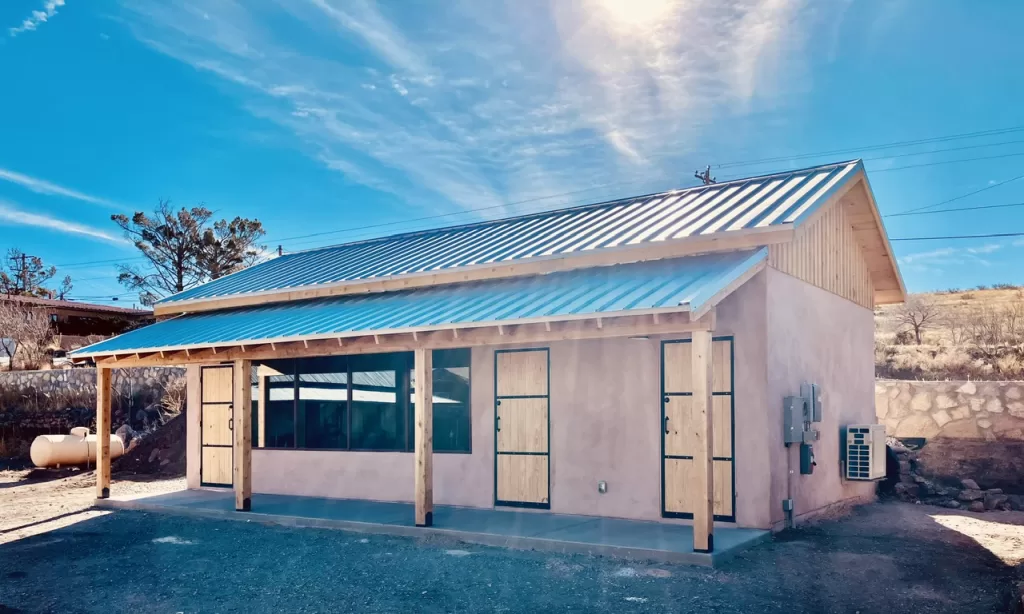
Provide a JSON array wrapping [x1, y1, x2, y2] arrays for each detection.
[[95, 490, 769, 566]]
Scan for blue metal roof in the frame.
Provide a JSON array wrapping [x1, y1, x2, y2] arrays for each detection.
[[73, 249, 766, 357], [158, 160, 861, 306]]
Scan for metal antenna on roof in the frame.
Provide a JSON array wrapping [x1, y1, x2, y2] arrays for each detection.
[[694, 165, 716, 185], [277, 245, 283, 256]]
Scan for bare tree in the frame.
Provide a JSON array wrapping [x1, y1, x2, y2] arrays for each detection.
[[0, 248, 57, 297], [112, 201, 265, 305], [0, 302, 54, 371], [893, 296, 939, 345]]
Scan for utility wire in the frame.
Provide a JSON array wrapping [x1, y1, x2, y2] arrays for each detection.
[[888, 172, 1024, 216], [883, 202, 1024, 218], [889, 232, 1024, 242], [711, 125, 1024, 169]]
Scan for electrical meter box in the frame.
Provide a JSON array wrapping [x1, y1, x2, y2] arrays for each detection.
[[783, 396, 806, 445], [843, 424, 887, 480]]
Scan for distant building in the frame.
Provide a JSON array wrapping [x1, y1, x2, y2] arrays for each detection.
[[1, 295, 152, 354]]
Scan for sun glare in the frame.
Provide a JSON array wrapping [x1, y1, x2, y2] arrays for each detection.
[[592, 0, 676, 31]]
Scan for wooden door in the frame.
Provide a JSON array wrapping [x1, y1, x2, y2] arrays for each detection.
[[661, 338, 735, 521], [201, 365, 234, 487], [494, 348, 550, 508]]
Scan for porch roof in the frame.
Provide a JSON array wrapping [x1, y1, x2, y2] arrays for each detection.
[[71, 248, 765, 358]]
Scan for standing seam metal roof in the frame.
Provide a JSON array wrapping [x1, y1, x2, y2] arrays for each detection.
[[158, 160, 861, 305], [73, 249, 766, 356]]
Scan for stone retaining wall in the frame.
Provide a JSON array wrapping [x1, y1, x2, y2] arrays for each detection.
[[0, 367, 185, 458], [876, 379, 1024, 441]]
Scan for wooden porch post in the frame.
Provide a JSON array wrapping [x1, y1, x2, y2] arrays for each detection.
[[96, 366, 112, 499], [234, 359, 252, 511], [691, 329, 715, 553], [414, 348, 433, 527]]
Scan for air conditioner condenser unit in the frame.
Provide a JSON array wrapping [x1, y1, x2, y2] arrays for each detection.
[[843, 424, 886, 481]]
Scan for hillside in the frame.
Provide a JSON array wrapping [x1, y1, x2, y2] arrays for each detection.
[[875, 285, 1024, 380]]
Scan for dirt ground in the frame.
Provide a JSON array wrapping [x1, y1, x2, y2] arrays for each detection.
[[0, 467, 183, 545], [1, 472, 1022, 612]]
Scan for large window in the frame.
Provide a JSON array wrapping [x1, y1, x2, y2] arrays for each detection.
[[252, 349, 471, 453]]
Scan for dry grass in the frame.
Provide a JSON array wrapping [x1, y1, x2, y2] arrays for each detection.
[[876, 287, 1024, 380]]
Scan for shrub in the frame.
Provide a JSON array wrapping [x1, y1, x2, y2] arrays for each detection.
[[960, 292, 975, 300]]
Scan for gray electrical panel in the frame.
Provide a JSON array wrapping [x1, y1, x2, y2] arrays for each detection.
[[801, 383, 822, 423], [783, 396, 806, 444]]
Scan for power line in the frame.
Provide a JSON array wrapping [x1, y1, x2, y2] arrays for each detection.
[[870, 151, 1024, 173], [890, 231, 1024, 242], [712, 125, 1024, 170], [889, 172, 1024, 216], [883, 202, 1024, 218]]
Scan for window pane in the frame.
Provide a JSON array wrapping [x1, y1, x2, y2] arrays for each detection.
[[412, 349, 471, 453], [263, 360, 296, 448], [350, 353, 406, 451], [296, 357, 348, 449]]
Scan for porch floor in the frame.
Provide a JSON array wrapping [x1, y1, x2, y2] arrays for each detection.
[[95, 489, 769, 566]]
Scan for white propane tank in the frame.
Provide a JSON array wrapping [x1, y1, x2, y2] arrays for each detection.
[[29, 428, 125, 468]]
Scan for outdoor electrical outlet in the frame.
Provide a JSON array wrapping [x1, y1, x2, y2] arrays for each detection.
[[597, 480, 608, 494]]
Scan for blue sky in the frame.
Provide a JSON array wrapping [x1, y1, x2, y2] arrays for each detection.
[[1, 0, 1023, 306]]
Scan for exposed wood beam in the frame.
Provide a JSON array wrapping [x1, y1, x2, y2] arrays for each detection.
[[81, 311, 714, 367], [234, 359, 253, 511], [691, 329, 714, 553], [413, 348, 433, 527], [154, 226, 794, 317], [96, 367, 112, 499]]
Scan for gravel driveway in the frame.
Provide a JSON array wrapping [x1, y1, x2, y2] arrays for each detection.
[[0, 474, 1020, 612]]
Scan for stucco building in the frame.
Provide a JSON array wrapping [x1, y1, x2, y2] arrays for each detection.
[[75, 160, 904, 552]]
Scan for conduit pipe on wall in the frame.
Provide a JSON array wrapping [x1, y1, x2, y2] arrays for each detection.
[[30, 428, 125, 468]]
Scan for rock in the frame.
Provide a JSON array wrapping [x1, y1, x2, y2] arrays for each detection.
[[961, 478, 980, 490], [967, 501, 985, 513], [939, 419, 981, 439], [986, 488, 1003, 495], [899, 459, 912, 474], [159, 458, 171, 466], [115, 424, 136, 444], [1009, 495, 1024, 511], [958, 489, 985, 502], [910, 392, 932, 412], [969, 397, 985, 412], [1007, 387, 1021, 400], [895, 413, 942, 438], [977, 418, 992, 429], [932, 409, 951, 427], [941, 499, 961, 509], [986, 398, 1003, 414], [148, 448, 161, 463], [984, 493, 1009, 510], [949, 406, 971, 421], [1008, 401, 1024, 418], [935, 394, 957, 409], [958, 382, 977, 395]]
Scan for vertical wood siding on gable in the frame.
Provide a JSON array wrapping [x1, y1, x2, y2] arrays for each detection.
[[768, 201, 874, 309]]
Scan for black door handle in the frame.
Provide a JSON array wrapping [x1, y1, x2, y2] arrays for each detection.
[[496, 416, 501, 432], [664, 416, 670, 435], [228, 418, 234, 431]]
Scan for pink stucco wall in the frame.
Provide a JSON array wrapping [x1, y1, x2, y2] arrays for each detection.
[[183, 266, 876, 530], [765, 267, 877, 527]]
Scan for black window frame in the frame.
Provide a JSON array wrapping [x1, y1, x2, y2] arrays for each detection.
[[253, 348, 471, 454]]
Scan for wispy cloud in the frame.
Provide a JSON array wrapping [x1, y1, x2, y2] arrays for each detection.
[[117, 0, 825, 225], [0, 167, 122, 209], [8, 0, 66, 37], [0, 200, 127, 245], [899, 243, 1006, 267]]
